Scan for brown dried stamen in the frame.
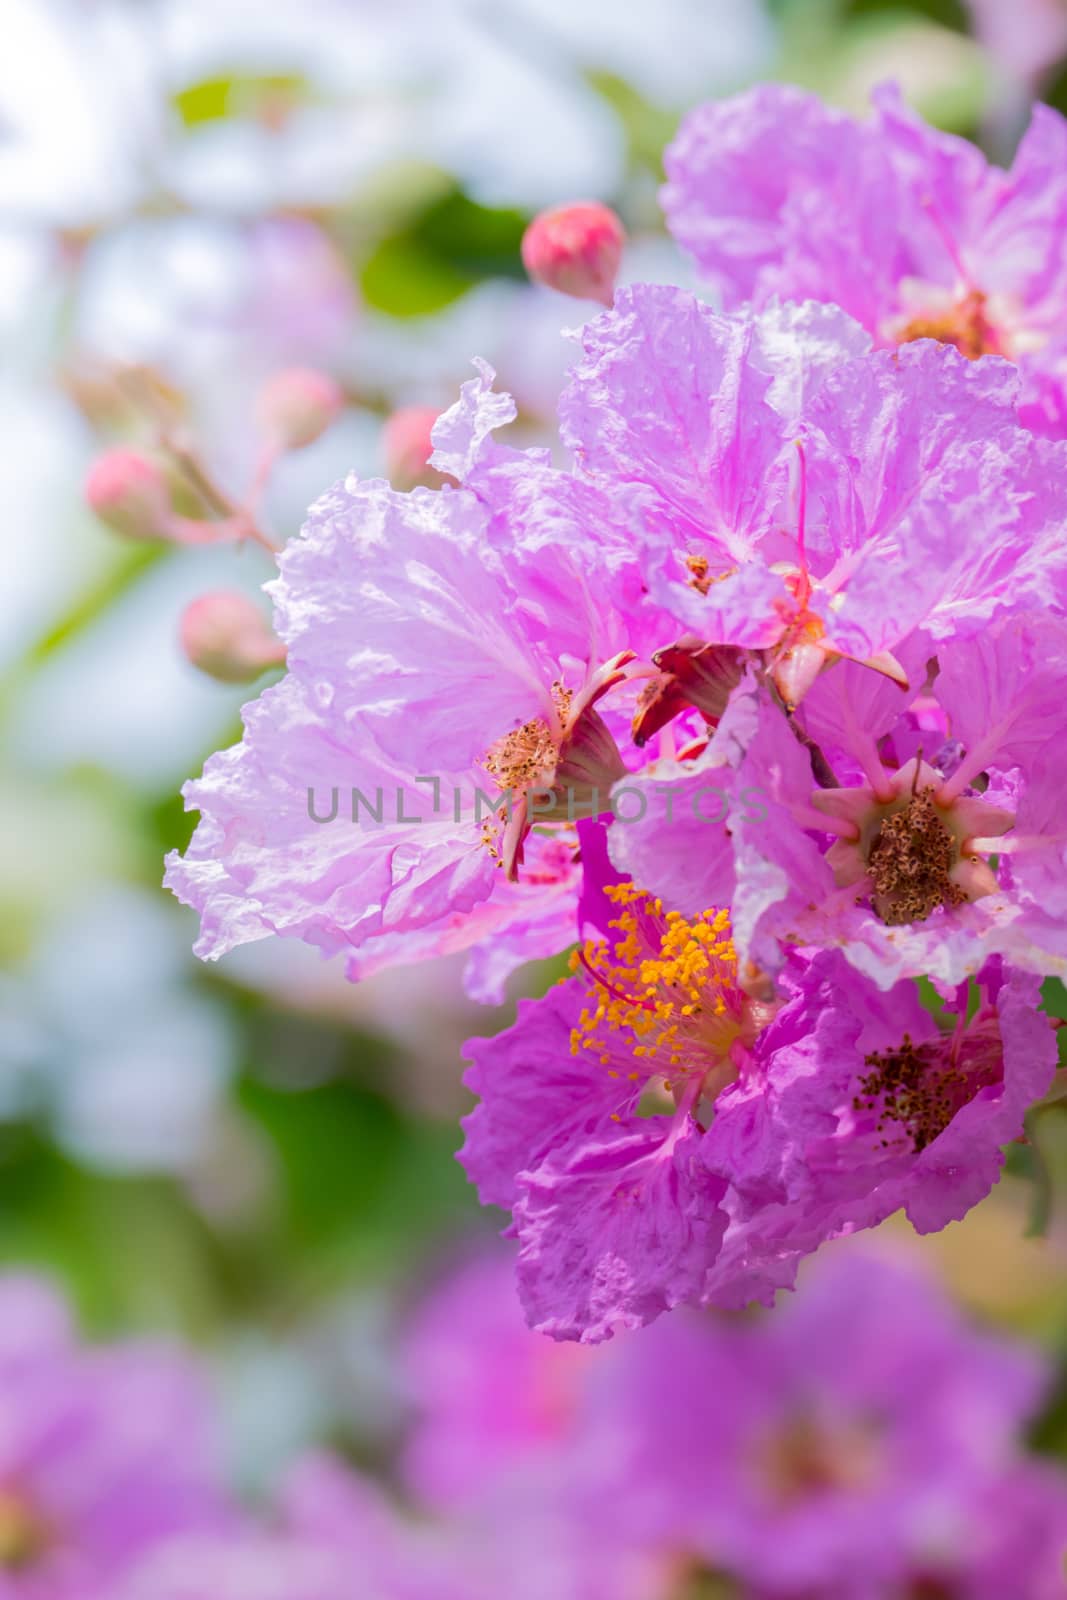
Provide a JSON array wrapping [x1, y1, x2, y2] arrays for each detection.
[[866, 789, 967, 925], [855, 1035, 962, 1152], [854, 1025, 1001, 1154], [483, 682, 572, 790]]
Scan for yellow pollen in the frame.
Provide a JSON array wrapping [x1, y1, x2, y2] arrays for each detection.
[[896, 288, 1001, 361], [685, 553, 712, 595], [569, 884, 745, 1084]]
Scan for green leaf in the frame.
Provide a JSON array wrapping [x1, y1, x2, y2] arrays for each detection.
[[172, 73, 310, 129], [358, 187, 528, 317], [360, 235, 473, 317]]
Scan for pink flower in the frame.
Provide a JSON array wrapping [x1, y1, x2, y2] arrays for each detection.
[[399, 1251, 594, 1509], [463, 797, 1061, 1338], [613, 613, 1067, 991], [596, 1250, 1067, 1598], [662, 83, 1067, 436], [168, 296, 1067, 1005], [560, 285, 1067, 709], [706, 956, 1057, 1240], [460, 829, 849, 1339], [0, 1276, 228, 1597], [165, 446, 643, 997]]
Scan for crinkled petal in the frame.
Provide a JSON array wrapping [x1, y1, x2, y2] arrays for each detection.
[[514, 1113, 728, 1343]]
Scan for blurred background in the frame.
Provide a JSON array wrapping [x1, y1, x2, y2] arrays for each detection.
[[5, 0, 1067, 1592]]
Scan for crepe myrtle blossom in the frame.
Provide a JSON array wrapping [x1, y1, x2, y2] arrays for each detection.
[[166, 360, 757, 1001], [558, 284, 1067, 713], [399, 1249, 595, 1511], [165, 453, 638, 998], [614, 611, 1067, 991], [167, 292, 1067, 992], [0, 1275, 228, 1597], [391, 1246, 1067, 1597], [662, 82, 1067, 436], [462, 810, 1062, 1340], [704, 952, 1058, 1245], [598, 1251, 1067, 1599], [460, 823, 860, 1341]]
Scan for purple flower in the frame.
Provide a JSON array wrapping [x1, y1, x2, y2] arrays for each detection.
[[398, 1250, 595, 1510], [662, 82, 1067, 435], [385, 1243, 1067, 1598], [597, 1249, 1067, 1598], [614, 613, 1067, 991], [0, 1276, 228, 1597], [561, 284, 1067, 709], [165, 410, 646, 999], [460, 827, 860, 1339], [707, 955, 1057, 1240], [168, 289, 1067, 1008], [463, 800, 1060, 1336]]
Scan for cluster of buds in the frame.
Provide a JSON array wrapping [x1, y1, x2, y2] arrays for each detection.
[[85, 367, 345, 685], [88, 202, 627, 685]]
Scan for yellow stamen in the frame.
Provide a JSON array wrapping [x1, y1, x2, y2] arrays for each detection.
[[569, 885, 748, 1088]]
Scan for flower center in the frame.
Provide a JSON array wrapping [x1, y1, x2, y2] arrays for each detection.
[[854, 1020, 1002, 1154], [866, 789, 968, 926], [815, 758, 1013, 929], [570, 885, 754, 1100], [757, 1414, 881, 1506], [895, 287, 1002, 360], [0, 1491, 48, 1572], [483, 681, 572, 792], [479, 655, 633, 881]]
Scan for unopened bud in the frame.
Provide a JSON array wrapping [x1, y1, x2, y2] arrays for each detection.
[[256, 368, 344, 450], [179, 591, 287, 684], [520, 201, 625, 307], [85, 449, 173, 541], [383, 405, 453, 492]]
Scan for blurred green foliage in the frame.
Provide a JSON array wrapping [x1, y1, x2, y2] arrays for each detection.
[[360, 188, 528, 315]]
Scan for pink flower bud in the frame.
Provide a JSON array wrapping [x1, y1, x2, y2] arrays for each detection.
[[85, 449, 173, 541], [520, 202, 625, 307], [256, 368, 345, 450], [382, 405, 453, 492], [179, 591, 287, 684]]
